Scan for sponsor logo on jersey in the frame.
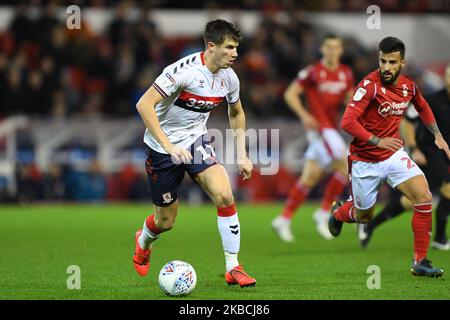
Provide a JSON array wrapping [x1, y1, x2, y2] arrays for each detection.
[[378, 100, 409, 117], [318, 81, 347, 94], [353, 87, 367, 101], [174, 91, 224, 113]]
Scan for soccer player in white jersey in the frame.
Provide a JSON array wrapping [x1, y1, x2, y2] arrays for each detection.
[[132, 19, 256, 287]]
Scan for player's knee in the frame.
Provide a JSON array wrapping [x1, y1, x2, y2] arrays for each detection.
[[414, 190, 433, 204], [212, 190, 234, 207]]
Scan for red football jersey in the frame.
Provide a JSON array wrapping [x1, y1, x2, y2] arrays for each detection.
[[341, 70, 436, 162], [297, 61, 354, 129]]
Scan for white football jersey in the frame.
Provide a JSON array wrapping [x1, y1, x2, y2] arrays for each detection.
[[144, 51, 240, 153]]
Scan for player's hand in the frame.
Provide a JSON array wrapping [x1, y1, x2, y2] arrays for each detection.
[[301, 113, 320, 130], [377, 137, 404, 152], [237, 157, 253, 180], [168, 145, 193, 164], [411, 148, 427, 166], [434, 134, 450, 160]]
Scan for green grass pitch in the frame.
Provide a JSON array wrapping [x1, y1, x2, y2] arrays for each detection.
[[0, 203, 448, 300]]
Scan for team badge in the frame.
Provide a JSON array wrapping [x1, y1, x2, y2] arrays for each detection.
[[162, 192, 173, 204], [402, 84, 408, 97]]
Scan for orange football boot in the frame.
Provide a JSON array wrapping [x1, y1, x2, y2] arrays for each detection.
[[132, 229, 151, 276], [225, 265, 256, 287]]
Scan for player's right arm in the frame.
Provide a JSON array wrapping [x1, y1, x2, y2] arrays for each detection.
[[340, 80, 403, 152], [136, 86, 193, 164], [284, 70, 319, 130]]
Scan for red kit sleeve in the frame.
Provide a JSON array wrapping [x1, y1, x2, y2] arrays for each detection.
[[340, 81, 376, 142]]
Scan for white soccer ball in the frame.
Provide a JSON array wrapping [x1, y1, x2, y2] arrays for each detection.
[[158, 260, 197, 296]]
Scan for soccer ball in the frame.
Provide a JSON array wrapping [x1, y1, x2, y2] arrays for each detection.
[[158, 260, 197, 296]]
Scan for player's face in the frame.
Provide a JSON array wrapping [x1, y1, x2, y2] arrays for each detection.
[[211, 38, 239, 69], [379, 51, 405, 85], [321, 38, 343, 64]]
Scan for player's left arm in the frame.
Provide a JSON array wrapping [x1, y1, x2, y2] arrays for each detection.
[[412, 85, 450, 159], [228, 99, 253, 180]]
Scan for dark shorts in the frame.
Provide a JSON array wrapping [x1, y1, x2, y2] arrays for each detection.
[[145, 134, 220, 207]]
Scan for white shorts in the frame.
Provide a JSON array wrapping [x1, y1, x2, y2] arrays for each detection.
[[350, 148, 424, 210], [304, 128, 347, 168]]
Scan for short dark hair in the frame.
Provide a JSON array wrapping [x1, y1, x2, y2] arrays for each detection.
[[378, 36, 405, 58], [203, 19, 243, 47], [322, 33, 341, 43]]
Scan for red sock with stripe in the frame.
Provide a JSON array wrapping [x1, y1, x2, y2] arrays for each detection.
[[281, 182, 310, 219], [334, 200, 358, 223], [321, 172, 347, 211], [139, 214, 161, 249], [412, 203, 432, 263]]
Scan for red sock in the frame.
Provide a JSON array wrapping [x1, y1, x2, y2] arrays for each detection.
[[145, 214, 161, 234], [281, 182, 310, 219], [412, 203, 432, 262], [321, 172, 347, 211], [334, 200, 358, 223]]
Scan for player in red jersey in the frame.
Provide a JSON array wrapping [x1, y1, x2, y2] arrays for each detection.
[[272, 34, 354, 242], [328, 37, 450, 277]]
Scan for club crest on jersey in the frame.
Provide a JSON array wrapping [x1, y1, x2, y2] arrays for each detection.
[[353, 87, 367, 101], [402, 84, 408, 97], [220, 79, 225, 89], [199, 80, 205, 88]]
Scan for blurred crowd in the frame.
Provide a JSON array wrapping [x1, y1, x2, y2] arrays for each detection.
[[0, 1, 443, 203], [0, 1, 438, 121], [2, 0, 450, 12]]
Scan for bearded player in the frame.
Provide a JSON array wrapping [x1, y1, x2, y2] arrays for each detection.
[[272, 34, 354, 242], [329, 37, 450, 277], [132, 19, 256, 287]]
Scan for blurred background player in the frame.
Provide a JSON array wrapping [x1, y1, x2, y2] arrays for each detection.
[[271, 34, 354, 242], [329, 37, 450, 277], [358, 63, 450, 251], [132, 19, 256, 287]]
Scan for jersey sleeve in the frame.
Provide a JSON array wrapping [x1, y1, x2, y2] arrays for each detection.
[[152, 65, 187, 99], [410, 83, 436, 126], [226, 70, 240, 105], [296, 65, 314, 87], [340, 78, 377, 142]]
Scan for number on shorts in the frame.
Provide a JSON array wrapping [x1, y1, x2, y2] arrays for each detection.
[[401, 157, 416, 169], [196, 144, 216, 160]]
